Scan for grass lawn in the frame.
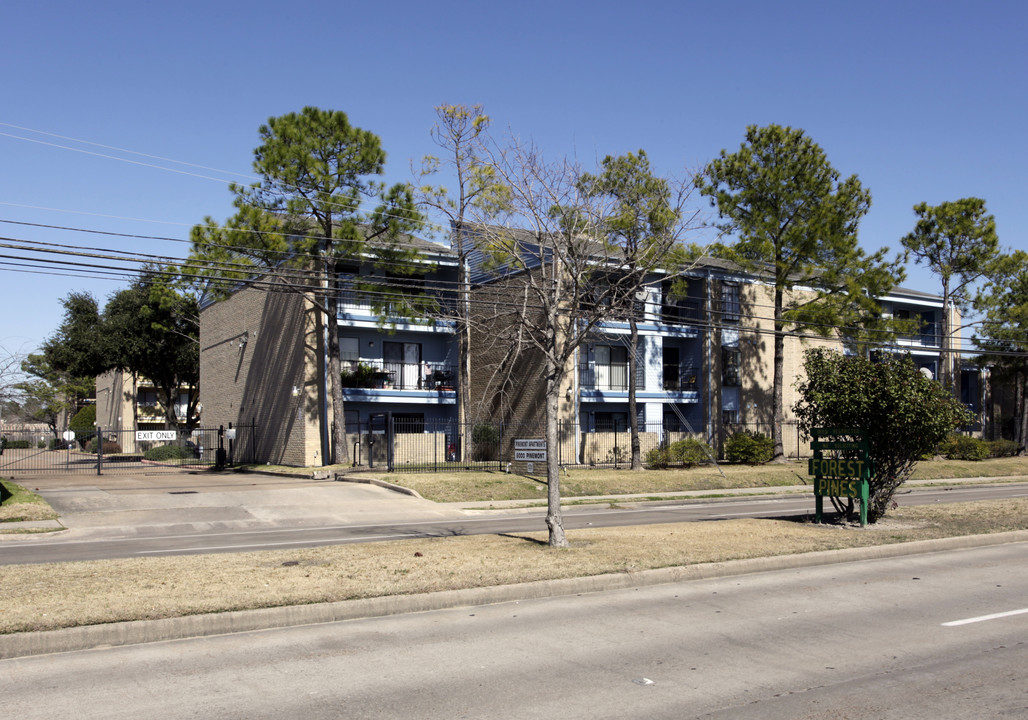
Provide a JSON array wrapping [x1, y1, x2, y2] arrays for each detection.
[[1, 497, 1025, 635], [385, 456, 1028, 504], [0, 479, 59, 523]]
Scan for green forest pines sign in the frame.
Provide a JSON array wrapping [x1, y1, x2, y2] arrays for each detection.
[[809, 428, 871, 526]]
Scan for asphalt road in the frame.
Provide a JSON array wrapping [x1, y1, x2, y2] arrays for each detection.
[[2, 482, 1026, 565], [1, 542, 1025, 719]]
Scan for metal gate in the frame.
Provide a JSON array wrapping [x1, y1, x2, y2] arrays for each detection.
[[0, 423, 256, 475]]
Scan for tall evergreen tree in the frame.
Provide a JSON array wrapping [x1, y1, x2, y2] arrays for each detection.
[[697, 124, 903, 461], [191, 107, 423, 464], [974, 250, 1028, 450], [902, 197, 999, 397], [577, 150, 695, 469]]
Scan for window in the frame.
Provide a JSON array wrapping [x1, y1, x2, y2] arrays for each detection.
[[595, 345, 629, 390], [393, 413, 425, 434], [595, 412, 628, 432], [721, 283, 740, 323], [722, 347, 741, 387], [336, 266, 362, 309], [383, 341, 422, 389], [722, 409, 739, 425], [340, 337, 359, 371]]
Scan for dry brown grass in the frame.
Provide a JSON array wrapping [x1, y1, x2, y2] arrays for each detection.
[[0, 480, 59, 523], [2, 498, 1026, 635], [392, 457, 1028, 503]]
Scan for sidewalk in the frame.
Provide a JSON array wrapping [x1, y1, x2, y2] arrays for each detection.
[[0, 470, 466, 538]]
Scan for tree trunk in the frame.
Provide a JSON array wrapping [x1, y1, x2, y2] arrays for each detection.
[[772, 288, 786, 462], [628, 317, 642, 470], [1018, 368, 1027, 453], [458, 256, 472, 462], [324, 255, 349, 466], [326, 310, 348, 466], [544, 369, 568, 547]]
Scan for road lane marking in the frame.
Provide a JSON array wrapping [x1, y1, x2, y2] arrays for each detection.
[[942, 608, 1028, 626]]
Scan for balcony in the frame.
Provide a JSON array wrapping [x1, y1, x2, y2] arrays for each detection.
[[341, 359, 456, 391], [662, 365, 700, 392], [579, 362, 634, 391], [337, 290, 455, 321], [660, 300, 703, 326], [898, 322, 941, 348]]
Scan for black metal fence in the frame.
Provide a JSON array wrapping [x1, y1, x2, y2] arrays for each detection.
[[350, 418, 814, 473], [0, 422, 257, 475]]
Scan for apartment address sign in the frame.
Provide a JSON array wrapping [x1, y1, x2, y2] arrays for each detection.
[[514, 438, 547, 462]]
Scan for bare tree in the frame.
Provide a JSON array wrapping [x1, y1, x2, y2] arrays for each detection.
[[0, 344, 27, 423], [466, 138, 696, 546], [416, 105, 507, 460]]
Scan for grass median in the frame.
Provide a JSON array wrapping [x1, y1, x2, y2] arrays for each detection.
[[2, 497, 1027, 635], [0, 479, 59, 524]]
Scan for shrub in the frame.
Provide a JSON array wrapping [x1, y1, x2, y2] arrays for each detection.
[[85, 437, 123, 455], [143, 444, 192, 462], [988, 439, 1021, 458], [69, 405, 96, 436], [724, 430, 774, 464], [645, 446, 673, 469], [472, 423, 500, 461], [646, 438, 712, 469], [1, 438, 31, 450], [939, 433, 990, 461], [794, 348, 972, 523]]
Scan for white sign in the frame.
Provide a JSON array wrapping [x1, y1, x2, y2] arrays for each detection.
[[62, 430, 76, 441], [136, 430, 178, 442], [514, 438, 547, 462]]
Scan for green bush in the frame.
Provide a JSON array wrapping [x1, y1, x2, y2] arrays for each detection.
[[1, 438, 31, 450], [724, 430, 774, 464], [988, 439, 1021, 458], [471, 423, 500, 461], [939, 433, 990, 461], [69, 405, 96, 436], [646, 438, 712, 469], [143, 444, 192, 461], [85, 438, 123, 455]]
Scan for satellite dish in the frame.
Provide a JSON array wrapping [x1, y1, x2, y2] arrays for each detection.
[[920, 367, 934, 380]]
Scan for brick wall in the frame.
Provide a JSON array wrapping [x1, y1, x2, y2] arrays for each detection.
[[199, 280, 325, 466]]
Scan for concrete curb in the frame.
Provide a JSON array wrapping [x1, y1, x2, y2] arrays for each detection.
[[3, 529, 1026, 661]]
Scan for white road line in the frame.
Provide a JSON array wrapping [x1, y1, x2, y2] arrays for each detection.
[[942, 608, 1028, 627]]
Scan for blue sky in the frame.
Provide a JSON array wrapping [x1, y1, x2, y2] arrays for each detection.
[[1, 0, 1025, 357]]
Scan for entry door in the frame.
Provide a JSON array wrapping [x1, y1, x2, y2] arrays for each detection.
[[595, 345, 628, 390], [384, 342, 421, 389], [663, 346, 680, 390]]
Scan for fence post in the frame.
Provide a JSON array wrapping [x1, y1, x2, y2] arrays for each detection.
[[228, 422, 234, 467], [386, 411, 394, 472], [95, 425, 103, 476]]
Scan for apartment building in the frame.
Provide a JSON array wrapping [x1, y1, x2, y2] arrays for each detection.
[[199, 221, 974, 467], [94, 369, 199, 452], [198, 236, 460, 466], [466, 240, 965, 461]]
